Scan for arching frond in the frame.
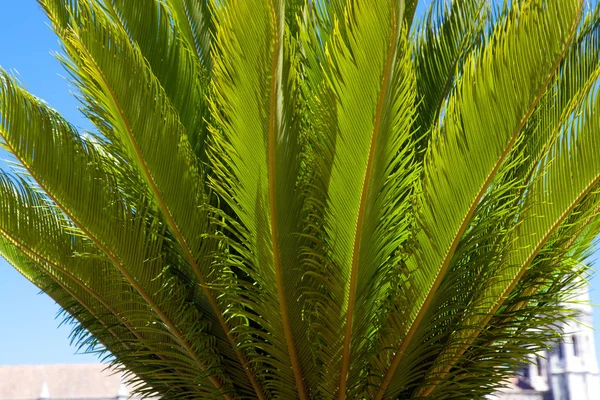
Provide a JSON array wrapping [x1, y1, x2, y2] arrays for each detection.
[[412, 0, 489, 157], [374, 0, 582, 397], [0, 72, 241, 398], [0, 175, 205, 398]]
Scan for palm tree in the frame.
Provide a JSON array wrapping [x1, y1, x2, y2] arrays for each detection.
[[0, 0, 599, 398]]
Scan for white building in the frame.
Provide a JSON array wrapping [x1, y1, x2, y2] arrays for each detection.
[[496, 284, 600, 400], [0, 364, 146, 400]]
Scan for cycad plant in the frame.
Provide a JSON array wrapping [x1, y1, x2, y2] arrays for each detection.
[[1, 0, 600, 398]]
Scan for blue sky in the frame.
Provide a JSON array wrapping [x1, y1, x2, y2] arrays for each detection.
[[0, 0, 97, 365], [0, 0, 600, 370]]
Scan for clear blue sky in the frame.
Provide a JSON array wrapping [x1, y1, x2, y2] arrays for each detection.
[[0, 0, 97, 365], [0, 0, 600, 369]]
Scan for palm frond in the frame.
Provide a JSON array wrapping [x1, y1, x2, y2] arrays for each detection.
[[412, 0, 488, 157], [101, 0, 212, 158], [163, 0, 214, 72], [373, 0, 582, 397], [415, 39, 600, 398], [297, 1, 420, 397], [38, 3, 266, 395], [0, 71, 241, 398], [397, 4, 600, 395], [208, 1, 308, 398], [0, 175, 207, 398]]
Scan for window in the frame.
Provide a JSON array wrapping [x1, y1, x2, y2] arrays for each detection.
[[558, 341, 565, 360], [536, 356, 543, 376], [573, 335, 579, 357], [522, 363, 531, 380]]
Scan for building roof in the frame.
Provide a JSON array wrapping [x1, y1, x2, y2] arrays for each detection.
[[0, 364, 141, 400]]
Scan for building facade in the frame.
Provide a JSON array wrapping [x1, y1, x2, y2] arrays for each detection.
[[0, 364, 148, 400], [495, 284, 600, 400]]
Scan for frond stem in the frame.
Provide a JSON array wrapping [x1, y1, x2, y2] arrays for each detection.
[[0, 226, 130, 335], [499, 199, 600, 321], [267, 2, 308, 398], [522, 66, 600, 187], [337, 4, 400, 398]]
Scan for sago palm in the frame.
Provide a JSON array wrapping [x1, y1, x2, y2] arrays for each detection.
[[1, 0, 599, 398]]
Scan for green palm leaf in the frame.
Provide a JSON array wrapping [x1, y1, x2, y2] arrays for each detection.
[[0, 72, 240, 398], [208, 1, 309, 397], [0, 174, 202, 397], [412, 0, 488, 156], [298, 2, 419, 398], [373, 0, 581, 397], [39, 3, 265, 395]]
